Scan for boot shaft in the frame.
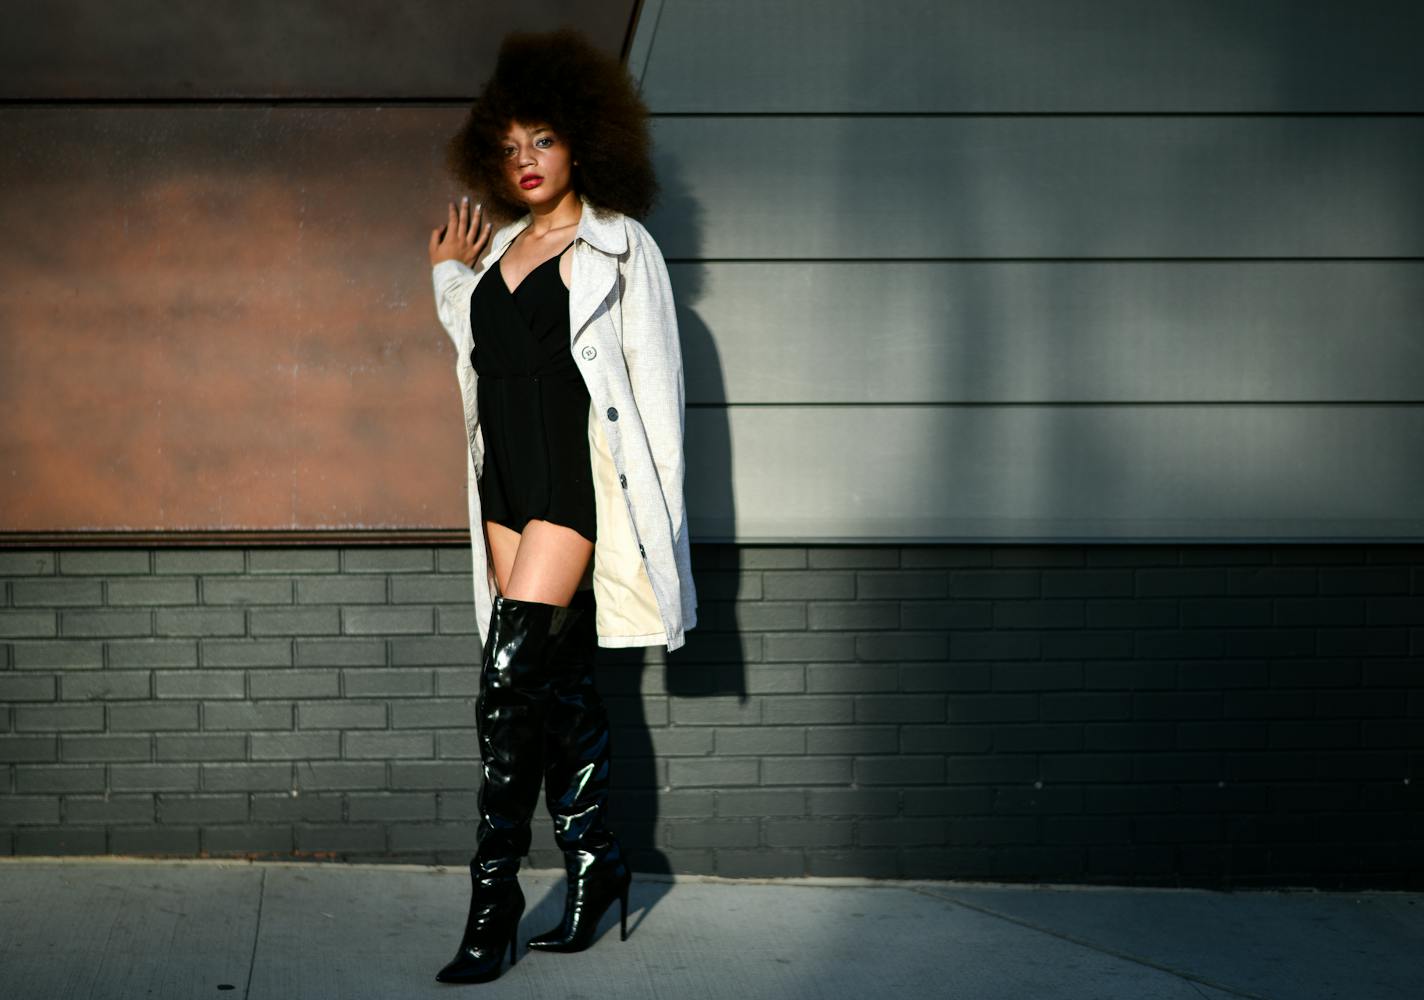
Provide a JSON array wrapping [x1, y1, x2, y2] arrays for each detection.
[[473, 590, 597, 866]]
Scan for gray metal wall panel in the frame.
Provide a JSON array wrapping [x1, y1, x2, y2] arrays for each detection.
[[676, 261, 1424, 404], [641, 0, 1424, 112], [632, 2, 1424, 541], [646, 116, 1424, 259], [685, 406, 1424, 542]]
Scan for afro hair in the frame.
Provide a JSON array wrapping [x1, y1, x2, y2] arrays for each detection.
[[444, 27, 659, 230]]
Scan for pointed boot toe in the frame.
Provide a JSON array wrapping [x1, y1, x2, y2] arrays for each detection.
[[436, 876, 524, 984], [434, 931, 517, 984]]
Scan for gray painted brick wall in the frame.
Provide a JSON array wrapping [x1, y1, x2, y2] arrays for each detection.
[[1, 545, 1421, 889]]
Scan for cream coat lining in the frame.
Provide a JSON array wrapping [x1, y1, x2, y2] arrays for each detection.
[[587, 400, 665, 643]]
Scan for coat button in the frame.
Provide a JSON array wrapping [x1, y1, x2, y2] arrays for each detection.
[[638, 543, 645, 557], [581, 345, 597, 360], [619, 473, 627, 488], [607, 406, 618, 421]]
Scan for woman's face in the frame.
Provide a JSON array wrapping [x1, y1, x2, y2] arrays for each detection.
[[499, 120, 575, 208]]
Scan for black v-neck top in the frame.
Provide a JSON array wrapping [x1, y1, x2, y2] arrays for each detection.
[[468, 237, 596, 543], [472, 237, 580, 377]]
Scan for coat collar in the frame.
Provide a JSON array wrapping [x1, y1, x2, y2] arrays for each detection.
[[490, 192, 628, 257]]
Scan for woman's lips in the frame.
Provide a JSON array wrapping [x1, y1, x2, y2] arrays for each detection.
[[520, 176, 543, 189]]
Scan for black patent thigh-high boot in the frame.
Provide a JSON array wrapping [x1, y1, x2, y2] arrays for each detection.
[[436, 595, 563, 985], [527, 590, 633, 953]]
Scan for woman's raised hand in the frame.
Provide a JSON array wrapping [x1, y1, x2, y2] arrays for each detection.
[[429, 196, 492, 269]]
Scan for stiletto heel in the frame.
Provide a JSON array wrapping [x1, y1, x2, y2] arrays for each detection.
[[509, 927, 518, 965], [619, 885, 629, 941]]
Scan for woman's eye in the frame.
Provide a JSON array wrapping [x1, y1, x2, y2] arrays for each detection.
[[501, 138, 551, 156]]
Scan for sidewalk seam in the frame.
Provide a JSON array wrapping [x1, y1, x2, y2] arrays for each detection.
[[906, 886, 1270, 1000], [243, 867, 266, 1000]]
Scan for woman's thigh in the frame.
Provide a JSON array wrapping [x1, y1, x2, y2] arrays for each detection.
[[484, 519, 521, 596], [485, 518, 593, 607]]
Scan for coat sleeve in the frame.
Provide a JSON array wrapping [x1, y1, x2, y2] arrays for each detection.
[[619, 230, 688, 541], [431, 258, 478, 355], [431, 257, 485, 478]]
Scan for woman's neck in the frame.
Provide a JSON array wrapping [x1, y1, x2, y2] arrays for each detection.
[[524, 190, 582, 238]]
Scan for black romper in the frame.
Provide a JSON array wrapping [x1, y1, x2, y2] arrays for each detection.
[[470, 237, 597, 543]]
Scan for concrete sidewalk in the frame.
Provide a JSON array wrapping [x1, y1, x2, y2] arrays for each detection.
[[0, 858, 1420, 999]]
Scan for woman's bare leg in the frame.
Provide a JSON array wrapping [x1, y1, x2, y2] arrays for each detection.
[[484, 520, 520, 596], [484, 518, 593, 607]]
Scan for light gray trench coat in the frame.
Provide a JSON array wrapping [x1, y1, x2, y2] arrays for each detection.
[[431, 193, 698, 653]]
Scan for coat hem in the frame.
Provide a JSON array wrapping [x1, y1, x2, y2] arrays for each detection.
[[597, 631, 671, 649]]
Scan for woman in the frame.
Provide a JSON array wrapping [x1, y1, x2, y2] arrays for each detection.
[[425, 28, 697, 985]]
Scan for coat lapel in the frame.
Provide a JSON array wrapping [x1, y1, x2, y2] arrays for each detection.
[[570, 195, 627, 344], [568, 249, 615, 346]]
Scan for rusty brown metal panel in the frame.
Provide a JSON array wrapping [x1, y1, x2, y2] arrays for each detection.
[[0, 106, 504, 534], [0, 1, 634, 99]]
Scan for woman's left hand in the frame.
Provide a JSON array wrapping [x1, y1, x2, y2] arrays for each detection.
[[429, 196, 491, 268]]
